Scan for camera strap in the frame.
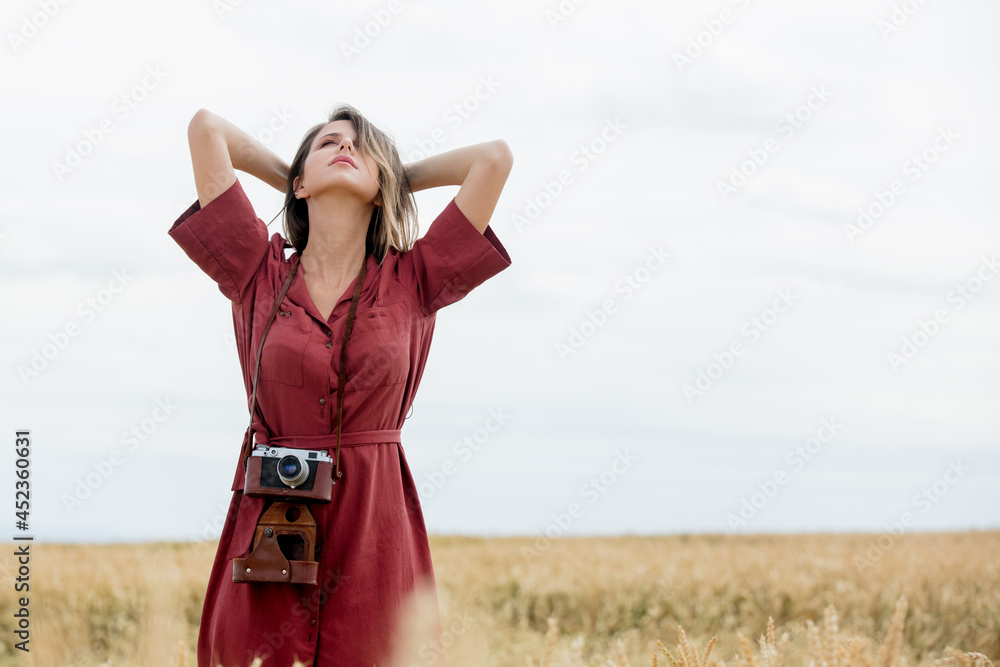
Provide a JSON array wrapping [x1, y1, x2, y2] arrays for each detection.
[[241, 250, 368, 486], [334, 252, 367, 481], [241, 254, 301, 472]]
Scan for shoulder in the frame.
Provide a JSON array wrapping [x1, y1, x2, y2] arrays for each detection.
[[262, 233, 298, 280], [269, 232, 293, 260]]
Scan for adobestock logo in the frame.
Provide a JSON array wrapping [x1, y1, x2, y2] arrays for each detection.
[[887, 253, 996, 372], [726, 417, 844, 533], [61, 398, 179, 514], [683, 287, 799, 404], [8, 0, 73, 53], [51, 66, 168, 182], [512, 117, 627, 234], [843, 127, 958, 245], [877, 0, 931, 40], [672, 0, 756, 73], [556, 245, 670, 362], [521, 449, 637, 560], [716, 85, 833, 203], [404, 75, 502, 163], [853, 459, 970, 573], [339, 0, 403, 63], [18, 269, 134, 386]]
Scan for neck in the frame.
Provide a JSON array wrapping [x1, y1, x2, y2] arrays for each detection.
[[299, 193, 372, 283]]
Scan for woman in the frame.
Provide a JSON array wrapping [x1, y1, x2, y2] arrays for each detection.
[[168, 103, 513, 667]]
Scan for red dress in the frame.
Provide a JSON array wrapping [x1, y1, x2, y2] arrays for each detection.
[[168, 178, 511, 667]]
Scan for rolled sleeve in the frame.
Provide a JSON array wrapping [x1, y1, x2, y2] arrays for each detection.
[[167, 177, 269, 304], [393, 197, 512, 316]]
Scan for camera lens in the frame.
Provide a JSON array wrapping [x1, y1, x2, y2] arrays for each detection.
[[276, 454, 309, 488]]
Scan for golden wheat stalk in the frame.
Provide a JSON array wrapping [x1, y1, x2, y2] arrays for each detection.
[[658, 638, 684, 667], [541, 616, 559, 667], [679, 625, 699, 667], [824, 604, 840, 667], [567, 633, 585, 667], [939, 648, 997, 667], [877, 596, 909, 667], [617, 637, 632, 667], [702, 635, 719, 667], [738, 632, 759, 667]]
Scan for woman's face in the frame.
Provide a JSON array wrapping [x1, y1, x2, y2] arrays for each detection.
[[294, 119, 381, 207]]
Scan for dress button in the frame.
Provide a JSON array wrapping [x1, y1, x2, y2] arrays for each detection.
[[326, 341, 333, 348], [310, 618, 316, 626], [325, 329, 332, 337], [319, 397, 326, 405]]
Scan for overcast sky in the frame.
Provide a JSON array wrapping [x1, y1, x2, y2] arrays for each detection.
[[2, 0, 998, 544]]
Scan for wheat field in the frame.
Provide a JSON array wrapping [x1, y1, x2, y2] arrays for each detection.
[[1, 531, 997, 667]]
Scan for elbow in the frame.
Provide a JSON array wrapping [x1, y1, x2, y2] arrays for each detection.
[[187, 108, 216, 139], [487, 139, 514, 173]]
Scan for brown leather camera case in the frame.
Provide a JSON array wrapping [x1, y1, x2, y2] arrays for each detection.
[[232, 501, 320, 585]]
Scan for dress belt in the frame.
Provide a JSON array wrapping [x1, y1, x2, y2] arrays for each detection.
[[258, 429, 402, 449]]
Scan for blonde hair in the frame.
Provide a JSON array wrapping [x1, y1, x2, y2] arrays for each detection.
[[282, 104, 418, 264]]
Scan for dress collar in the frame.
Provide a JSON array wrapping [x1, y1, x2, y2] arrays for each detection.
[[285, 252, 377, 328]]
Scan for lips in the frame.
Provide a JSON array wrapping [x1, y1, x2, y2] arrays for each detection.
[[330, 155, 356, 168]]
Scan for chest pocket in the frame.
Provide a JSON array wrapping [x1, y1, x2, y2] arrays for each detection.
[[344, 302, 410, 390], [253, 290, 310, 388]]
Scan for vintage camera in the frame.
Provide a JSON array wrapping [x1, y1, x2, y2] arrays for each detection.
[[234, 445, 333, 585], [243, 445, 334, 502]]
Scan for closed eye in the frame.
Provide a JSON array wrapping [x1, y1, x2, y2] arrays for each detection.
[[320, 137, 358, 149]]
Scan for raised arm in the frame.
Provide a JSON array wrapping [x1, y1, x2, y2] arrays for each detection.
[[404, 140, 513, 235], [186, 109, 290, 208]]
